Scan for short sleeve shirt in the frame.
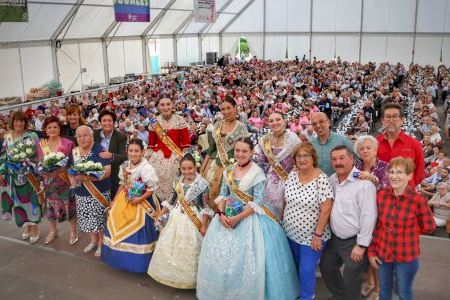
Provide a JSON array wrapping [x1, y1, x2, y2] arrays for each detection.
[[283, 172, 334, 246]]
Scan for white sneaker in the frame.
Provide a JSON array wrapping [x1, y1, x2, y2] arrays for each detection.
[[94, 246, 102, 257], [83, 243, 96, 253]]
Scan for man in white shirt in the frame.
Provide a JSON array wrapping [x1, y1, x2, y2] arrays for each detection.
[[319, 145, 377, 300]]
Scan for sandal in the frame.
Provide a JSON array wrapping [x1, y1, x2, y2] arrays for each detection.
[[69, 232, 79, 245], [45, 231, 58, 244]]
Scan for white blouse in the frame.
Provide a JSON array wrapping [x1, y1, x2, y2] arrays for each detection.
[[283, 172, 333, 246], [118, 159, 159, 192]]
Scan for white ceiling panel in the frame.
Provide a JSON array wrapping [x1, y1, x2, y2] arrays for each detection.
[[153, 10, 191, 35], [63, 6, 115, 39]]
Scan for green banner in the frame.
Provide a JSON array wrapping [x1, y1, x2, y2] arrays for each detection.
[[0, 0, 28, 22]]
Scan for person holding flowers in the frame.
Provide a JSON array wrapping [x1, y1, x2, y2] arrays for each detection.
[[102, 138, 159, 273], [36, 116, 77, 245], [0, 111, 41, 243], [148, 153, 211, 288], [69, 125, 111, 257]]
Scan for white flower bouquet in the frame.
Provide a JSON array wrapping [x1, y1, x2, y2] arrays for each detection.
[[8, 139, 35, 164], [41, 152, 68, 171], [69, 160, 105, 180]]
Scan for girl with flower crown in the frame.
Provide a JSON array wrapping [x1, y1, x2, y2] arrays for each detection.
[[102, 138, 159, 273]]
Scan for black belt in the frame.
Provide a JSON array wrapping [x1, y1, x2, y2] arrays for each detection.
[[333, 234, 356, 242]]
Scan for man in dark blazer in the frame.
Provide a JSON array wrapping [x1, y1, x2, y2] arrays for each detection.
[[94, 110, 127, 197]]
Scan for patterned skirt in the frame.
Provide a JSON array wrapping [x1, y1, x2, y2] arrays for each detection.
[[1, 173, 42, 227], [44, 181, 76, 222], [75, 191, 110, 232], [147, 151, 179, 203]]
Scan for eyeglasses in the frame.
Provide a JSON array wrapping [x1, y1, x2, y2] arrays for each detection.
[[296, 154, 312, 160], [383, 114, 401, 120]]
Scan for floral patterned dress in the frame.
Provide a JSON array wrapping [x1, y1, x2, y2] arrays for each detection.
[[37, 137, 75, 222], [0, 131, 41, 227]]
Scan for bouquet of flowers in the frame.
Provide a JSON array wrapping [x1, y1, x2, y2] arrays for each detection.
[[224, 198, 243, 218], [8, 139, 35, 164], [69, 160, 105, 180], [127, 177, 146, 199], [40, 152, 68, 172]]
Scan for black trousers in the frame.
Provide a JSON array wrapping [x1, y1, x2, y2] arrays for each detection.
[[319, 234, 369, 300]]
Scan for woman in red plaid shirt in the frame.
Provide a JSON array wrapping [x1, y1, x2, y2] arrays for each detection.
[[368, 157, 436, 300]]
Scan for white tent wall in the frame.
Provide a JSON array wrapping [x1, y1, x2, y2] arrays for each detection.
[[414, 35, 444, 66], [386, 35, 414, 66], [57, 43, 82, 93], [246, 34, 264, 59], [335, 35, 360, 62], [124, 40, 144, 74], [201, 35, 220, 63], [264, 35, 287, 61], [21, 46, 54, 93], [287, 35, 310, 60], [177, 36, 200, 66], [107, 41, 126, 79], [0, 48, 23, 99], [443, 37, 450, 65], [148, 38, 175, 69], [79, 42, 105, 87]]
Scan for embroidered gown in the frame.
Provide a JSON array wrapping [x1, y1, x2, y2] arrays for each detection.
[[70, 143, 111, 232], [102, 158, 159, 273], [147, 114, 190, 202], [0, 131, 41, 227], [203, 121, 248, 203], [36, 137, 76, 222], [196, 163, 298, 300], [148, 174, 211, 288], [255, 130, 301, 220]]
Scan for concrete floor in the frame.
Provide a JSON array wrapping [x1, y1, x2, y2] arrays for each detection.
[[0, 219, 449, 300]]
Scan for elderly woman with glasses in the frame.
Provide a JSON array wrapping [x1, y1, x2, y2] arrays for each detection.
[[69, 125, 111, 257], [368, 157, 436, 300], [283, 141, 334, 300]]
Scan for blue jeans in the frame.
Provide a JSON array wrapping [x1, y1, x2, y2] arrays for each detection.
[[378, 259, 419, 300], [288, 238, 326, 300]]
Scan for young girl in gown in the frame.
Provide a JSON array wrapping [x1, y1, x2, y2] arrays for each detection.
[[148, 153, 211, 288], [196, 137, 298, 300], [102, 139, 159, 273]]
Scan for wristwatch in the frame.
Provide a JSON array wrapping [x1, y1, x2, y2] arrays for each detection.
[[358, 244, 367, 249]]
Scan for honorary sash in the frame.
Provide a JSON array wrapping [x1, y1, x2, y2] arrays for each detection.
[[39, 139, 71, 186], [225, 168, 279, 223], [174, 181, 203, 231], [214, 123, 231, 167], [262, 136, 289, 181], [6, 133, 45, 205], [72, 147, 109, 208], [149, 118, 183, 158], [123, 164, 161, 219]]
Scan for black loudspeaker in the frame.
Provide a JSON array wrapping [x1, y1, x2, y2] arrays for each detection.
[[206, 52, 217, 65]]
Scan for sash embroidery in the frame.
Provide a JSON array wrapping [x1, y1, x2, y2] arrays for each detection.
[[262, 136, 289, 181], [214, 123, 231, 167], [40, 139, 70, 186], [225, 168, 279, 223], [150, 118, 184, 158], [175, 181, 203, 231], [72, 147, 109, 208], [123, 163, 161, 219]]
